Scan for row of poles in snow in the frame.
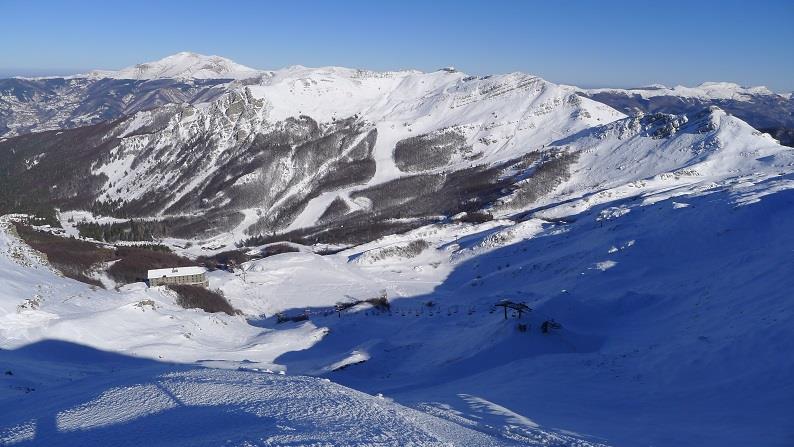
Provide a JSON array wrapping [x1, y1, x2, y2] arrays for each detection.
[[273, 300, 562, 333], [277, 300, 543, 320]]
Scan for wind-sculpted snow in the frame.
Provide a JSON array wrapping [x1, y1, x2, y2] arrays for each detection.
[[0, 353, 523, 446]]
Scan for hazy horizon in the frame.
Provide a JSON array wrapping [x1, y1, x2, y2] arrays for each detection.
[[1, 58, 791, 94], [2, 0, 793, 91]]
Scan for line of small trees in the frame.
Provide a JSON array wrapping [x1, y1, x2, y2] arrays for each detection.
[[77, 219, 170, 242]]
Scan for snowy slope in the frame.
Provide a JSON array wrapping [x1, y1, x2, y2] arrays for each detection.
[[0, 77, 230, 138], [0, 216, 605, 446], [212, 175, 794, 446], [13, 54, 789, 249], [499, 107, 794, 214], [0, 216, 321, 368], [2, 53, 794, 446], [7, 74, 790, 255], [0, 53, 262, 138], [249, 66, 622, 175], [3, 140, 794, 446], [1, 344, 535, 446]]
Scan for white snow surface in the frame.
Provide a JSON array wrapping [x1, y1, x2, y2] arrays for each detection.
[[0, 215, 609, 445], [4, 167, 794, 445], [0, 360, 518, 446]]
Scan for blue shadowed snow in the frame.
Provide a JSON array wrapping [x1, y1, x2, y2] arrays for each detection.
[[3, 182, 793, 446], [0, 340, 518, 446], [274, 183, 794, 446]]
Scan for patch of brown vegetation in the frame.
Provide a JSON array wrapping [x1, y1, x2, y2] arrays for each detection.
[[196, 249, 254, 270], [168, 285, 237, 315], [107, 246, 196, 284], [13, 224, 113, 287]]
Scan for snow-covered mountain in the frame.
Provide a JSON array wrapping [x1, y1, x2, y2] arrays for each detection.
[[534, 107, 791, 208], [3, 54, 792, 252], [3, 54, 792, 146], [3, 75, 789, 253], [83, 52, 266, 81], [0, 53, 265, 138], [0, 64, 624, 247], [576, 82, 794, 146]]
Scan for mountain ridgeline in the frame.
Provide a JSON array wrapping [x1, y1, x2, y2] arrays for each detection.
[[0, 53, 790, 248], [577, 83, 794, 146]]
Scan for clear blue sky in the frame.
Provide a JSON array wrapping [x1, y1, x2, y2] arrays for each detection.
[[2, 0, 792, 91]]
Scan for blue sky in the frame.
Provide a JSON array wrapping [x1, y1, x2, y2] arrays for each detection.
[[2, 0, 792, 91]]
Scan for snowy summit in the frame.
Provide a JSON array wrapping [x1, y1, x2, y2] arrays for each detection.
[[84, 52, 264, 80]]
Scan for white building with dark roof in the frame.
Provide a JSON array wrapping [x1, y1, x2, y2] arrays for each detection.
[[147, 266, 208, 287]]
